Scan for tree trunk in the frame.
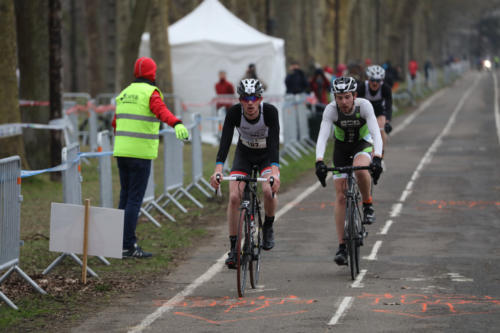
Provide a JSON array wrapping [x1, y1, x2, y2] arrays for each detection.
[[0, 0, 26, 161], [15, 0, 50, 168], [84, 0, 103, 97], [150, 0, 176, 113], [49, 0, 63, 181], [119, 0, 152, 89]]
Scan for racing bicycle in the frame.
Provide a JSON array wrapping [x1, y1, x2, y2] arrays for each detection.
[[327, 165, 371, 280], [217, 167, 274, 297]]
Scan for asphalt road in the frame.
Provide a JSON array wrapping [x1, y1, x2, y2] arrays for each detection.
[[73, 69, 500, 333]]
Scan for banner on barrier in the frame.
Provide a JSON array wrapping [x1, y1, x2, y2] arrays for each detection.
[[49, 202, 124, 259]]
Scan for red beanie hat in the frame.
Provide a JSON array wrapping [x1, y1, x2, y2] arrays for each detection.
[[134, 57, 157, 81]]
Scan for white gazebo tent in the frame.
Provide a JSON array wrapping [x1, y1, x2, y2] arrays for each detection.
[[140, 0, 286, 142]]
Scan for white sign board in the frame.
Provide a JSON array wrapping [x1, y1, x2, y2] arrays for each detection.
[[49, 202, 124, 259]]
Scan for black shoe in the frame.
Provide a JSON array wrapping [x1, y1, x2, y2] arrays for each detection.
[[262, 225, 275, 250], [225, 249, 237, 269], [334, 245, 348, 266], [122, 244, 152, 258], [363, 203, 375, 225]]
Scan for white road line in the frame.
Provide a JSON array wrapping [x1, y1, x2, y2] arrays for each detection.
[[128, 181, 321, 333], [275, 182, 321, 220], [350, 269, 368, 288], [492, 71, 500, 145], [389, 203, 403, 218], [363, 240, 383, 260], [378, 220, 394, 235], [328, 296, 354, 325], [391, 90, 445, 136]]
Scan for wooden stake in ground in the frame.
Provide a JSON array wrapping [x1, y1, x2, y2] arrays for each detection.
[[82, 199, 90, 284]]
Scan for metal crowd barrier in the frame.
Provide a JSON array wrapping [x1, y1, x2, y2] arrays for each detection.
[[42, 143, 110, 278], [97, 131, 113, 208], [0, 156, 46, 310], [281, 95, 303, 161], [185, 114, 213, 198], [157, 129, 203, 211], [140, 160, 176, 226]]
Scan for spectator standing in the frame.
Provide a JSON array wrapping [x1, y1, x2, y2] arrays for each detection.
[[285, 61, 309, 94], [310, 68, 330, 105], [242, 63, 267, 90], [408, 59, 418, 82], [112, 57, 189, 258], [424, 60, 433, 84], [215, 70, 235, 110]]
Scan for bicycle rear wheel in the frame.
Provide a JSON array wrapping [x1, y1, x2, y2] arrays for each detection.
[[249, 208, 263, 288], [236, 208, 250, 297]]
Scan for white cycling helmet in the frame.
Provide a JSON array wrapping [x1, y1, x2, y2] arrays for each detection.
[[365, 65, 385, 81], [237, 79, 264, 97], [331, 76, 357, 94]]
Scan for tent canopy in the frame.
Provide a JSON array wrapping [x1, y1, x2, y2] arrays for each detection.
[[141, 0, 286, 108]]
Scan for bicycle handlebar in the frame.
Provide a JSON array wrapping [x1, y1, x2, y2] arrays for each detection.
[[326, 165, 372, 173], [215, 174, 275, 197]]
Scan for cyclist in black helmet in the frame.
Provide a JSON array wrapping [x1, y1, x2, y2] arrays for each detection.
[[210, 78, 280, 269], [315, 76, 383, 266]]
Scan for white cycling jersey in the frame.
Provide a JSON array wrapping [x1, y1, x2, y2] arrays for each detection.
[[316, 97, 383, 159]]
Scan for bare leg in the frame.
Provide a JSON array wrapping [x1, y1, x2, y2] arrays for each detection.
[[353, 154, 372, 202], [227, 181, 244, 235]]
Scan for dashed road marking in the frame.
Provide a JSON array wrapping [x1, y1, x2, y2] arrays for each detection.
[[378, 220, 394, 235], [328, 296, 354, 325], [363, 240, 383, 261], [351, 269, 368, 288]]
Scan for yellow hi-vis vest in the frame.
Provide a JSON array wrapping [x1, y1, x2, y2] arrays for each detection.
[[113, 82, 164, 159]]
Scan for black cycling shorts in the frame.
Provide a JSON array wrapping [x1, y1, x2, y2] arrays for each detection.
[[333, 139, 373, 177], [230, 148, 272, 176]]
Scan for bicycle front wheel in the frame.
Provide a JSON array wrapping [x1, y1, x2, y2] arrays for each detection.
[[346, 199, 358, 280], [236, 208, 250, 297], [249, 208, 263, 288]]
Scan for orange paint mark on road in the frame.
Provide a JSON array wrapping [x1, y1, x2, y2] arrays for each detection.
[[420, 200, 500, 210], [175, 310, 309, 324], [293, 201, 335, 211], [359, 293, 500, 319]]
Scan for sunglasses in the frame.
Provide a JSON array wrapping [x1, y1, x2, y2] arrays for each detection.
[[240, 95, 260, 102], [369, 79, 382, 83]]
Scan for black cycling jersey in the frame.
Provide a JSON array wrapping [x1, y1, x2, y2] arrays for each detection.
[[357, 81, 393, 121], [216, 103, 280, 166]]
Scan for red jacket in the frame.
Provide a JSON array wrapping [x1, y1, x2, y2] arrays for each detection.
[[408, 60, 418, 76], [215, 79, 235, 110], [112, 57, 181, 130]]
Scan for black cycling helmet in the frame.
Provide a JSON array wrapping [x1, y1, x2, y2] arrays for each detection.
[[237, 78, 264, 97], [331, 76, 357, 94]]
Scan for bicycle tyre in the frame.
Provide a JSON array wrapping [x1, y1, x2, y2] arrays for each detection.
[[250, 207, 263, 288], [236, 208, 250, 297], [354, 203, 361, 275], [346, 199, 357, 280]]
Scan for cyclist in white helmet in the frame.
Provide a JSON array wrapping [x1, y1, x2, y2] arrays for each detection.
[[357, 65, 393, 160], [210, 79, 281, 269], [315, 76, 383, 266]]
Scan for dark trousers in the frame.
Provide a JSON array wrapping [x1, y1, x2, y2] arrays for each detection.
[[116, 157, 151, 249]]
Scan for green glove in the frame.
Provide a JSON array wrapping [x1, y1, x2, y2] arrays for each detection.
[[174, 123, 189, 140]]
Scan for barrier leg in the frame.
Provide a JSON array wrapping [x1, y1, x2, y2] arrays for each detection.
[[43, 253, 69, 275], [292, 141, 310, 155], [13, 266, 47, 294], [187, 181, 212, 198], [199, 177, 215, 193], [175, 187, 204, 208], [97, 256, 110, 266], [0, 291, 18, 310], [149, 200, 176, 222], [140, 207, 162, 227], [0, 266, 15, 284], [279, 156, 289, 166], [68, 253, 99, 278], [159, 192, 188, 213]]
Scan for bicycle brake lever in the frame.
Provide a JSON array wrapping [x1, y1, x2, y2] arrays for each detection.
[[269, 176, 275, 198]]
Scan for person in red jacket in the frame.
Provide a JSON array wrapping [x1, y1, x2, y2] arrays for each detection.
[[112, 57, 188, 258], [214, 70, 235, 110], [408, 59, 418, 81]]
